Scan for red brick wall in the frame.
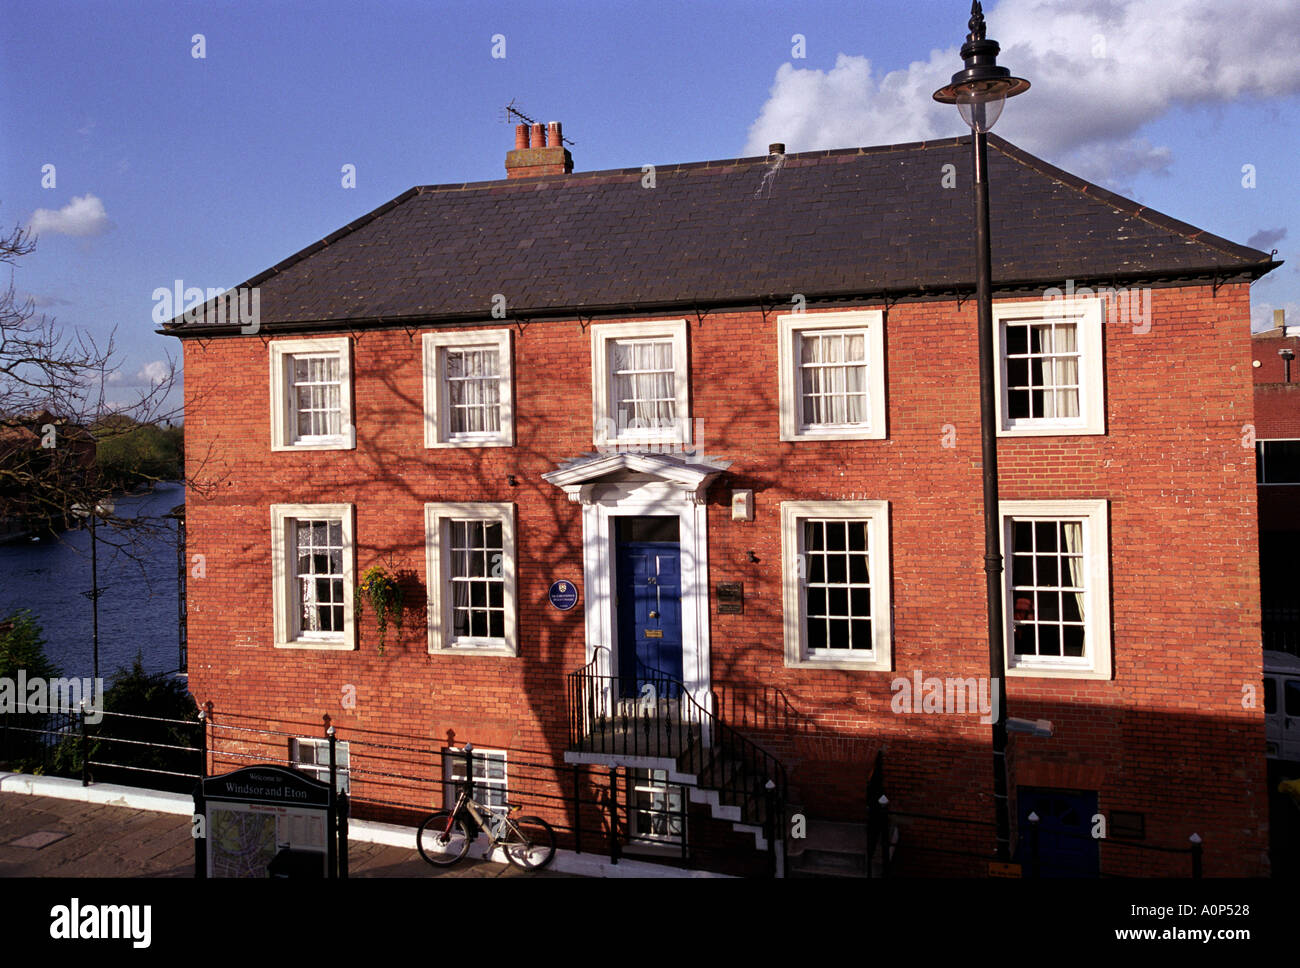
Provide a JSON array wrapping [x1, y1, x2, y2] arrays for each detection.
[[1251, 333, 1300, 385], [180, 281, 1267, 875], [1255, 384, 1300, 440]]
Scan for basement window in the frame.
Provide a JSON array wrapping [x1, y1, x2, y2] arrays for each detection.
[[628, 769, 685, 846], [290, 737, 351, 794], [443, 747, 509, 814]]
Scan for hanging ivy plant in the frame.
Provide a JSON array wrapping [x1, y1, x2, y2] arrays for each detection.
[[355, 565, 403, 655]]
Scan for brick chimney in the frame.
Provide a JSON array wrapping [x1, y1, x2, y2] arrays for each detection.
[[505, 121, 573, 178]]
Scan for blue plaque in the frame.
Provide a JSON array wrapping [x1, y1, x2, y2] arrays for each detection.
[[548, 579, 579, 610]]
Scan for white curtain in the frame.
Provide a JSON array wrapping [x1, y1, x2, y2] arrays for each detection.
[[843, 333, 866, 423], [613, 340, 674, 430], [1062, 521, 1086, 626], [801, 333, 866, 425], [446, 350, 500, 434], [451, 520, 470, 636], [297, 521, 321, 633], [1042, 323, 1079, 419]]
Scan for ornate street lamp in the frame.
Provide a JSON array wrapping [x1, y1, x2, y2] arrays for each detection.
[[71, 498, 115, 682], [933, 1, 1029, 864]]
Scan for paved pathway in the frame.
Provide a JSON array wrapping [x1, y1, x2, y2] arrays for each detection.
[[0, 793, 565, 878]]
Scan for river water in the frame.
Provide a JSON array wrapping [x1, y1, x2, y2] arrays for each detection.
[[0, 482, 185, 681]]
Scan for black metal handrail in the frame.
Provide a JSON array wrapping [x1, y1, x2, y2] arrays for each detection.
[[566, 648, 788, 838]]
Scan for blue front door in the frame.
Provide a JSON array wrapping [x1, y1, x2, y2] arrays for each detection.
[[616, 541, 683, 697], [1016, 787, 1100, 877]]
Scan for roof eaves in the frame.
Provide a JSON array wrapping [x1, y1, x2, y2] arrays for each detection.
[[157, 263, 1272, 340]]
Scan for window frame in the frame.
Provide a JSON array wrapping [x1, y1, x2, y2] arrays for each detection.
[[442, 746, 509, 815], [290, 737, 351, 794], [777, 310, 887, 441], [270, 503, 356, 650], [424, 502, 518, 656], [627, 768, 686, 847], [1257, 438, 1300, 485], [780, 500, 892, 671], [1000, 499, 1111, 680], [422, 329, 515, 449], [590, 319, 690, 449], [992, 298, 1105, 437], [269, 337, 356, 451]]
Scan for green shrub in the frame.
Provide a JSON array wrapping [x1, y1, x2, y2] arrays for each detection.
[[0, 610, 64, 773], [83, 653, 203, 792]]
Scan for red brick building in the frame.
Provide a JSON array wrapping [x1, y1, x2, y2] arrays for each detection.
[[166, 126, 1278, 876]]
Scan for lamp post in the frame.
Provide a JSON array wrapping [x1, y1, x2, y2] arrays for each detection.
[[71, 499, 115, 682], [933, 1, 1029, 863]]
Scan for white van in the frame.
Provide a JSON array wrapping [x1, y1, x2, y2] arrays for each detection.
[[1265, 650, 1300, 762]]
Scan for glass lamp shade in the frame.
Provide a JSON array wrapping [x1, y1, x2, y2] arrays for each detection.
[[957, 94, 1005, 132]]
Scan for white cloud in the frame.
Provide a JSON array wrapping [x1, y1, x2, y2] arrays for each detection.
[[1252, 299, 1300, 332], [28, 194, 111, 238], [136, 361, 169, 385], [744, 0, 1300, 187]]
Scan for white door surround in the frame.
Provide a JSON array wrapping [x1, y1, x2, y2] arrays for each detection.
[[542, 453, 730, 704]]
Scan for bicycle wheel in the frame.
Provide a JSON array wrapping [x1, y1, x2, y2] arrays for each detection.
[[501, 815, 556, 870], [417, 810, 471, 867]]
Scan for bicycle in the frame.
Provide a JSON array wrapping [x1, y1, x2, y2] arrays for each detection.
[[416, 746, 556, 871]]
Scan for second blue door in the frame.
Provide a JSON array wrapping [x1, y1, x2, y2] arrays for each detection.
[[616, 541, 684, 696]]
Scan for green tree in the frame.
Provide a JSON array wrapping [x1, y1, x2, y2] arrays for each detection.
[[0, 610, 63, 772], [0, 609, 61, 682]]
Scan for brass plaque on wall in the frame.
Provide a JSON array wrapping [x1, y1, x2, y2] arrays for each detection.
[[716, 582, 743, 614]]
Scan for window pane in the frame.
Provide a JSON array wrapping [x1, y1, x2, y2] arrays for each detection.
[[292, 516, 345, 636], [803, 517, 873, 653], [444, 347, 502, 437], [797, 330, 869, 429], [611, 338, 675, 435], [1008, 516, 1088, 663], [290, 353, 344, 441], [1003, 320, 1080, 422], [446, 515, 507, 644]]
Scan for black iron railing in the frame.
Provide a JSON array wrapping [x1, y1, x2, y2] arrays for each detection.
[[566, 648, 788, 842]]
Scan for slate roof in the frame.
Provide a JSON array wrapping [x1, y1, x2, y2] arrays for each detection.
[[162, 134, 1278, 337]]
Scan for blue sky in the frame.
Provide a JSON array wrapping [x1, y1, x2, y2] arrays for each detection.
[[2, 0, 1297, 417]]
